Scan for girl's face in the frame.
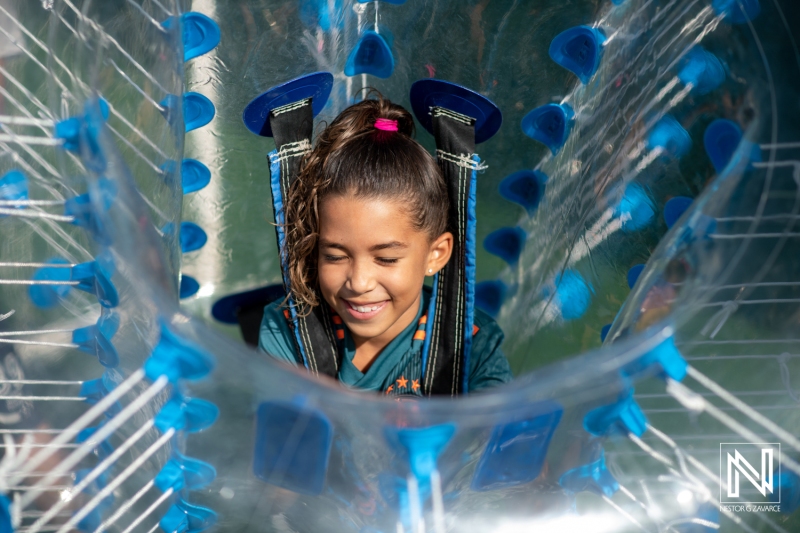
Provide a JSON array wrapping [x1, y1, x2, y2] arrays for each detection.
[[317, 194, 452, 350]]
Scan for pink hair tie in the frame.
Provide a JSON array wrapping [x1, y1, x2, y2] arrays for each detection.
[[374, 118, 398, 132]]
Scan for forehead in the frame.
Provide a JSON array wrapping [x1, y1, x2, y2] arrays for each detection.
[[318, 195, 423, 245]]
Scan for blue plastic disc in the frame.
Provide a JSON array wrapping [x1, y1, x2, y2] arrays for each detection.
[[616, 183, 655, 232], [483, 227, 526, 265], [180, 222, 208, 253], [627, 264, 645, 289], [183, 92, 215, 133], [180, 12, 221, 61], [409, 79, 503, 144], [549, 25, 606, 85], [498, 170, 547, 214], [676, 46, 726, 95], [344, 30, 395, 79], [180, 275, 200, 299], [521, 103, 574, 155], [243, 72, 334, 137], [474, 280, 507, 318], [181, 159, 212, 194], [664, 196, 693, 229], [712, 0, 760, 24], [647, 115, 691, 159], [0, 169, 28, 203], [703, 119, 746, 174], [212, 284, 285, 324], [29, 258, 73, 308]]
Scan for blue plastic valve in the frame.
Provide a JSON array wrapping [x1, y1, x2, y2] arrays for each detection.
[[176, 499, 218, 533], [544, 270, 593, 320], [76, 425, 115, 459], [64, 178, 118, 245], [180, 275, 200, 299], [498, 170, 547, 214], [179, 222, 208, 253], [29, 258, 72, 308], [180, 159, 212, 194], [161, 12, 221, 62], [584, 389, 647, 437], [160, 504, 189, 533], [144, 321, 216, 383], [559, 449, 620, 497], [344, 30, 395, 79], [664, 196, 694, 229], [386, 424, 456, 483], [155, 460, 186, 493], [474, 280, 507, 318], [622, 334, 688, 382], [483, 226, 526, 265], [616, 183, 656, 232], [647, 115, 691, 159], [677, 46, 726, 95], [712, 0, 760, 24], [521, 103, 574, 155], [253, 401, 332, 496], [155, 395, 219, 433], [627, 264, 645, 289], [80, 377, 122, 418], [70, 252, 119, 308], [549, 25, 606, 84], [0, 170, 28, 205], [73, 311, 120, 368], [174, 452, 217, 490], [704, 119, 760, 173], [160, 93, 215, 133], [471, 401, 562, 491]]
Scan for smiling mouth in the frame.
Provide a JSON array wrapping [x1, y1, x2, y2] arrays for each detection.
[[343, 299, 388, 319]]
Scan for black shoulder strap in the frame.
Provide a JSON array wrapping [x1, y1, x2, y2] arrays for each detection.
[[267, 99, 340, 378], [421, 107, 480, 396]]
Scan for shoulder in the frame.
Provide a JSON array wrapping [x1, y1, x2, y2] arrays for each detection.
[[472, 307, 504, 342], [258, 299, 300, 364], [468, 308, 512, 390]]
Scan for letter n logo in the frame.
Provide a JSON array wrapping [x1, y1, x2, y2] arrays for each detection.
[[720, 443, 781, 504]]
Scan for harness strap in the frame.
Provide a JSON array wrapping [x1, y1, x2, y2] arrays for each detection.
[[267, 98, 340, 378], [422, 107, 480, 397]]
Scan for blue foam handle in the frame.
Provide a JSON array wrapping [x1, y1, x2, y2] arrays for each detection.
[[160, 504, 189, 533], [76, 425, 115, 459], [181, 159, 212, 194], [253, 401, 333, 495], [70, 252, 119, 308], [29, 258, 72, 308], [0, 169, 28, 204], [471, 401, 563, 491], [155, 395, 219, 433], [144, 321, 215, 383], [483, 226, 526, 265], [176, 499, 218, 533], [548, 270, 593, 320], [647, 115, 691, 159], [174, 452, 217, 490], [80, 377, 122, 418], [548, 25, 606, 84], [155, 460, 186, 493], [161, 93, 215, 133], [616, 183, 655, 232], [559, 449, 619, 497], [474, 280, 507, 318], [344, 30, 395, 79], [72, 312, 120, 368], [584, 389, 647, 437], [386, 424, 456, 482], [600, 324, 612, 342], [712, 0, 760, 24], [164, 12, 221, 62], [498, 170, 547, 214], [622, 335, 688, 382], [180, 275, 200, 299], [664, 196, 694, 229], [627, 264, 645, 289], [677, 46, 726, 95], [179, 222, 208, 253], [521, 103, 574, 155]]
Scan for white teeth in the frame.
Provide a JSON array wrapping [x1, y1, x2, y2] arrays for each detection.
[[353, 303, 380, 313]]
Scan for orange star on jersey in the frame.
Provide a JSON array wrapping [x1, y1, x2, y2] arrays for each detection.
[[385, 384, 394, 395], [411, 379, 420, 391], [396, 376, 408, 389]]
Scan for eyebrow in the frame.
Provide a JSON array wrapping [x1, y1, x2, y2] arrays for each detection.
[[318, 240, 407, 252]]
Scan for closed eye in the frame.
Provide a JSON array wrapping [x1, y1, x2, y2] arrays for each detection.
[[324, 255, 347, 262], [376, 257, 399, 265]]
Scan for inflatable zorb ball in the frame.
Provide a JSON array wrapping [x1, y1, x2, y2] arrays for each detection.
[[2, 2, 800, 533]]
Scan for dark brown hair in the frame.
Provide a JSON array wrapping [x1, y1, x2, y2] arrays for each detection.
[[283, 94, 448, 310]]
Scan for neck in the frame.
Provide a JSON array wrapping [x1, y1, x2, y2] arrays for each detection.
[[350, 294, 421, 372]]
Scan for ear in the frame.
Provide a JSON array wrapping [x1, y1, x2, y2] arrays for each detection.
[[426, 232, 453, 276]]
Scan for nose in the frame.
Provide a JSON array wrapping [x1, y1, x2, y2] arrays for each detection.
[[346, 258, 376, 294]]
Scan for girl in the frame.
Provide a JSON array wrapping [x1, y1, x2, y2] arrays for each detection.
[[258, 96, 511, 396]]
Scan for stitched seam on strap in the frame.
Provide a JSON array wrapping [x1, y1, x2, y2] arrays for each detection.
[[428, 267, 445, 395], [300, 316, 318, 375], [431, 107, 475, 126], [271, 98, 312, 116], [274, 139, 311, 163], [453, 163, 466, 395], [321, 307, 339, 373], [436, 150, 487, 171]]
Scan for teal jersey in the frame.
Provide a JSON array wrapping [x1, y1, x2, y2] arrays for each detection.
[[258, 289, 512, 395]]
